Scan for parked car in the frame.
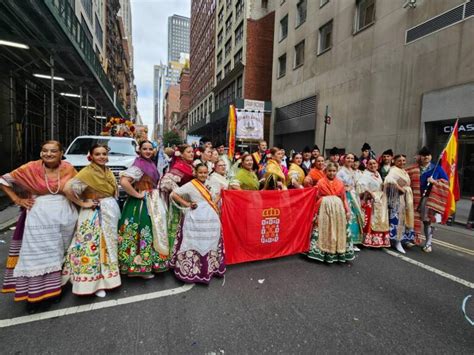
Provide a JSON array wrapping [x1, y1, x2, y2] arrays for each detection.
[[64, 135, 138, 204]]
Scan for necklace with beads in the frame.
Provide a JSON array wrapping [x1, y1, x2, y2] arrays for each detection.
[[44, 163, 61, 195]]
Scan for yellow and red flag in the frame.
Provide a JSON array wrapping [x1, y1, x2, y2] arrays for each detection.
[[227, 105, 237, 160], [440, 119, 460, 222]]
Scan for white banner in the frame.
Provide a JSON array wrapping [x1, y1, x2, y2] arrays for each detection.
[[236, 110, 264, 140]]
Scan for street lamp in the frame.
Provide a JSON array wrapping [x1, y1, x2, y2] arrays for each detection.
[[0, 40, 29, 50]]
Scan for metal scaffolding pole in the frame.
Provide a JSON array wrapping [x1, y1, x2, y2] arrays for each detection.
[[9, 71, 14, 170], [65, 103, 68, 145], [50, 55, 55, 139], [86, 90, 89, 135], [43, 92, 47, 141], [79, 86, 82, 135], [94, 98, 97, 135], [24, 82, 28, 161]]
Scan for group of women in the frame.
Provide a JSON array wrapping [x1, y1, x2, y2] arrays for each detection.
[[0, 139, 441, 313], [1, 140, 225, 313]]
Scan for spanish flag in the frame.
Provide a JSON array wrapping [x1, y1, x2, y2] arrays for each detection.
[[440, 119, 460, 222], [227, 105, 237, 160]]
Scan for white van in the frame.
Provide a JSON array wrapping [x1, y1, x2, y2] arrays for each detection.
[[64, 135, 138, 202]]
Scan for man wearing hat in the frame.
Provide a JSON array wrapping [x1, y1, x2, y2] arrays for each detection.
[[379, 149, 393, 181], [311, 145, 320, 164], [326, 147, 340, 170], [301, 146, 312, 175], [360, 142, 376, 168], [405, 146, 449, 253]]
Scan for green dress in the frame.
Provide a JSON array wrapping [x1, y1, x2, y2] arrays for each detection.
[[118, 171, 168, 276]]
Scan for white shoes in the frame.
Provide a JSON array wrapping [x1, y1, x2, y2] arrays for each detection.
[[353, 246, 361, 252], [395, 241, 406, 254], [422, 245, 432, 253], [95, 290, 106, 298]]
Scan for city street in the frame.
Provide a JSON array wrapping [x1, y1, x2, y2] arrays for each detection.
[[0, 219, 472, 354]]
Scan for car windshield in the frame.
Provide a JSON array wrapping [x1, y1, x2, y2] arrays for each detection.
[[67, 138, 137, 156]]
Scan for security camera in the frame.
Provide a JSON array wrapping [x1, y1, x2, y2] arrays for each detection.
[[403, 0, 417, 8]]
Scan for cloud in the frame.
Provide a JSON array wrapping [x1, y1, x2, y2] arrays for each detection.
[[131, 0, 191, 136]]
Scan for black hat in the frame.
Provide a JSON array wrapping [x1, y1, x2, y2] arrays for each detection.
[[382, 149, 393, 156], [418, 146, 431, 156], [215, 141, 224, 147], [303, 146, 311, 153], [361, 142, 371, 151], [312, 145, 320, 151], [329, 147, 339, 156]]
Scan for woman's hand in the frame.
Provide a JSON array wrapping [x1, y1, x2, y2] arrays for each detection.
[[346, 211, 351, 221], [14, 197, 35, 210], [189, 202, 198, 210], [136, 191, 146, 199]]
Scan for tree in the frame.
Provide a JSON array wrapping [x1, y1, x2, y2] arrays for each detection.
[[163, 130, 183, 147]]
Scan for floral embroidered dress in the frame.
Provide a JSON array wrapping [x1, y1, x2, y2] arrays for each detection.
[[1, 161, 77, 303], [337, 166, 364, 245], [384, 167, 415, 244], [169, 179, 225, 283], [159, 157, 195, 269], [307, 176, 355, 263], [62, 163, 121, 295], [356, 170, 390, 248], [118, 157, 169, 276]]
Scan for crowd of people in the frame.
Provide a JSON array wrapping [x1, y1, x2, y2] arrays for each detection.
[[0, 138, 450, 313]]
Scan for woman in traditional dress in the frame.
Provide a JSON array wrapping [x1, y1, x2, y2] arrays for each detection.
[[118, 140, 168, 278], [307, 162, 354, 263], [229, 153, 260, 191], [304, 156, 326, 187], [160, 144, 195, 267], [1, 141, 77, 312], [336, 153, 364, 251], [356, 159, 390, 248], [169, 164, 225, 283], [384, 154, 415, 254], [263, 147, 287, 190], [287, 152, 305, 189], [62, 144, 121, 297]]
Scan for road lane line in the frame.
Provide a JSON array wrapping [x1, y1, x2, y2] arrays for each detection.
[[382, 249, 474, 289], [0, 283, 194, 328], [432, 239, 474, 256]]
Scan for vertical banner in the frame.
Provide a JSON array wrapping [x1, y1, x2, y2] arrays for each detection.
[[236, 110, 264, 140], [227, 105, 237, 160], [221, 188, 317, 265]]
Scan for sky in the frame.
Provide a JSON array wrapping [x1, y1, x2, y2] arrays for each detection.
[[131, 0, 191, 135]]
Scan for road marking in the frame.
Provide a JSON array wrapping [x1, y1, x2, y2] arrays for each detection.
[[383, 249, 474, 289], [432, 239, 474, 256], [0, 283, 194, 328]]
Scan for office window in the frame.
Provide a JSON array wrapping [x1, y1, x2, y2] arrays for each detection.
[[296, 0, 307, 27], [217, 29, 223, 46], [218, 8, 224, 23], [81, 0, 92, 21], [320, 0, 329, 7], [217, 50, 223, 66], [235, 22, 244, 45], [226, 0, 232, 9], [318, 20, 332, 53], [261, 0, 268, 8], [224, 61, 231, 75], [355, 0, 375, 32], [225, 14, 233, 34], [280, 0, 286, 5], [94, 14, 103, 48], [81, 15, 93, 44], [278, 53, 286, 78], [225, 38, 232, 57], [236, 75, 243, 98], [234, 49, 243, 63], [294, 40, 304, 68], [236, 0, 244, 19], [279, 15, 288, 41]]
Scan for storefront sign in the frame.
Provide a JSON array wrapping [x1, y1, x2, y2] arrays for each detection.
[[441, 122, 474, 135], [244, 99, 265, 112]]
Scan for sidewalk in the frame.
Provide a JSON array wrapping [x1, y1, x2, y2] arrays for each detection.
[[0, 205, 19, 232], [453, 198, 471, 225]]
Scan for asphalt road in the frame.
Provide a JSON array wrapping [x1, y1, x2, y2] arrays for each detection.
[[0, 225, 473, 354]]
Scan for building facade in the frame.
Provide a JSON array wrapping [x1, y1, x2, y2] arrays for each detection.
[[271, 0, 474, 197], [188, 0, 275, 144], [168, 14, 191, 63], [179, 66, 191, 140], [188, 0, 217, 144], [153, 64, 167, 138]]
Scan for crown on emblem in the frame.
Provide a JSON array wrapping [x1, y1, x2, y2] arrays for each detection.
[[262, 207, 280, 218]]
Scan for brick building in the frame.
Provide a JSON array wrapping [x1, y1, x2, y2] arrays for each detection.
[[179, 66, 191, 140], [188, 0, 275, 144], [164, 84, 181, 133]]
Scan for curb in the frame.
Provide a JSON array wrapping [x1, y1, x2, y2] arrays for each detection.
[[0, 216, 18, 233], [435, 223, 474, 237]]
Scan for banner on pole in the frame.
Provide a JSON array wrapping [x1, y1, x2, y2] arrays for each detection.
[[236, 110, 264, 140], [221, 188, 317, 265]]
